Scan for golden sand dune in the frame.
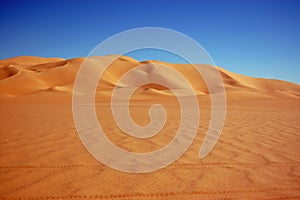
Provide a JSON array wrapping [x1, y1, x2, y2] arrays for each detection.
[[0, 56, 299, 98], [0, 56, 300, 199]]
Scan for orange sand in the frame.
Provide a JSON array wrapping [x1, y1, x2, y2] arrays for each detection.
[[0, 56, 299, 199]]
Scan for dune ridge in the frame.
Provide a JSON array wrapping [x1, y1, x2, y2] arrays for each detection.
[[0, 55, 299, 98]]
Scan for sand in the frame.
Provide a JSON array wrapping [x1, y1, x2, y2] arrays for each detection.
[[0, 56, 300, 199]]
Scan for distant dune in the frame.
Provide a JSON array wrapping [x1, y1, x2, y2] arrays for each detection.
[[0, 55, 299, 98]]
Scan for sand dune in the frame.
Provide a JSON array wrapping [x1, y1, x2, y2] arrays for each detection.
[[0, 56, 299, 98], [0, 56, 300, 199]]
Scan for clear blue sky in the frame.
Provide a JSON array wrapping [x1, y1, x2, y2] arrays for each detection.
[[0, 0, 299, 83]]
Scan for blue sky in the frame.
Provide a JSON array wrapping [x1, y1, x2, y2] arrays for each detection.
[[0, 0, 299, 83]]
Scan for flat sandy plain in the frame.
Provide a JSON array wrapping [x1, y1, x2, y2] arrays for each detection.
[[0, 56, 300, 199]]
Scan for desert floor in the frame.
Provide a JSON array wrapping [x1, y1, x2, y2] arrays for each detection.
[[0, 92, 299, 200]]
